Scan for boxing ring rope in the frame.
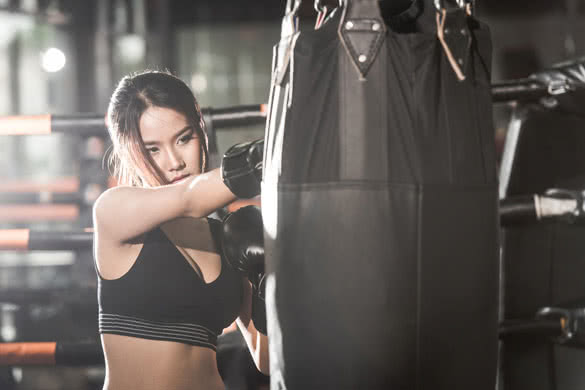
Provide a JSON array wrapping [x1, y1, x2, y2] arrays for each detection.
[[201, 104, 267, 129], [0, 342, 103, 366], [491, 79, 552, 103], [499, 319, 564, 340], [0, 104, 267, 136], [492, 58, 585, 103], [500, 189, 583, 227], [0, 205, 79, 222], [0, 181, 111, 206], [0, 192, 84, 205], [490, 78, 583, 103], [0, 177, 79, 193], [0, 229, 92, 250], [501, 306, 585, 348]]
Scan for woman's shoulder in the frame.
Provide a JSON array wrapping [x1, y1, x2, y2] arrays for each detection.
[[93, 185, 132, 220], [92, 182, 193, 244]]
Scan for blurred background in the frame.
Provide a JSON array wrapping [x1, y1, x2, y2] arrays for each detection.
[[0, 0, 584, 389]]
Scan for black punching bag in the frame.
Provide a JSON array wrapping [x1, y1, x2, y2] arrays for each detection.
[[262, 1, 499, 388]]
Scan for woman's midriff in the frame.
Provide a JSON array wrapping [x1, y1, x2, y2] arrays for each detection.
[[101, 334, 225, 390]]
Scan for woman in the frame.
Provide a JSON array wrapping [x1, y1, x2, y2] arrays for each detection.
[[93, 70, 269, 390]]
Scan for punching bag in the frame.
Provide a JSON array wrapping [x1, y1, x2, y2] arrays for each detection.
[[262, 1, 499, 388]]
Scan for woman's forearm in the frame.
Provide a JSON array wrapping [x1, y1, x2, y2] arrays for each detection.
[[183, 168, 237, 217]]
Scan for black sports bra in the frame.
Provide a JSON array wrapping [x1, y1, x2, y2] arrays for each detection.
[[96, 218, 243, 351]]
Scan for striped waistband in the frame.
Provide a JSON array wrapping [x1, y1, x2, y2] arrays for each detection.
[[99, 313, 217, 351]]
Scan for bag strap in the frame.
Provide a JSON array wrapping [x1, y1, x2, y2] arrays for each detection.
[[435, 0, 474, 81], [338, 0, 387, 81]]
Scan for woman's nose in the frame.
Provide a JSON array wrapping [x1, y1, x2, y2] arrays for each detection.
[[166, 149, 185, 170]]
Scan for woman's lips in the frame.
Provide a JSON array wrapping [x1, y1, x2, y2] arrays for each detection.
[[171, 175, 189, 183]]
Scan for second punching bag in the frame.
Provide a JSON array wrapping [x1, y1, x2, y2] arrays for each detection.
[[263, 1, 499, 388]]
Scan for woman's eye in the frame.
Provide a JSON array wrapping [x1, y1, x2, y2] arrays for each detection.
[[178, 134, 193, 144], [147, 147, 159, 154]]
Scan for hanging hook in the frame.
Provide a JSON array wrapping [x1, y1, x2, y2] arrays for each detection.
[[286, 0, 302, 15], [434, 0, 472, 12], [292, 0, 302, 15], [314, 0, 330, 29], [314, 0, 325, 13], [284, 0, 302, 34]]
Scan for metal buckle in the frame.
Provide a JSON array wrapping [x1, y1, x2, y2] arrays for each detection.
[[547, 79, 571, 96], [537, 307, 573, 343], [537, 306, 585, 347]]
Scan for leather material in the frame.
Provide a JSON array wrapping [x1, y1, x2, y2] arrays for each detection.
[[221, 206, 267, 335], [263, 1, 499, 388], [338, 0, 386, 79], [221, 205, 265, 276], [439, 8, 472, 77], [382, 0, 423, 32], [221, 139, 264, 199]]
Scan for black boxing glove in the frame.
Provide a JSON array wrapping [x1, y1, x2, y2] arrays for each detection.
[[221, 205, 264, 276], [221, 139, 264, 199], [221, 206, 267, 334]]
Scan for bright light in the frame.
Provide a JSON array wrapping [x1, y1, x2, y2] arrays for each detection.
[[190, 73, 208, 94], [41, 47, 66, 72], [117, 34, 146, 64]]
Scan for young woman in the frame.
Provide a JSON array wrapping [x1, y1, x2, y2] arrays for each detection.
[[93, 70, 268, 390]]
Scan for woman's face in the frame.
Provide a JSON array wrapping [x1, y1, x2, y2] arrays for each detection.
[[138, 106, 202, 185]]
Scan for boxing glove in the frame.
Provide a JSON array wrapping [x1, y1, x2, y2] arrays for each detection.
[[221, 205, 267, 334], [221, 139, 264, 199]]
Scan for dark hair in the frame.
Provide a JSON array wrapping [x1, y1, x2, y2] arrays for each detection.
[[106, 70, 209, 186]]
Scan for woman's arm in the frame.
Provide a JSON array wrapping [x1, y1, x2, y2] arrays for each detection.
[[236, 279, 270, 375], [93, 168, 236, 244]]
